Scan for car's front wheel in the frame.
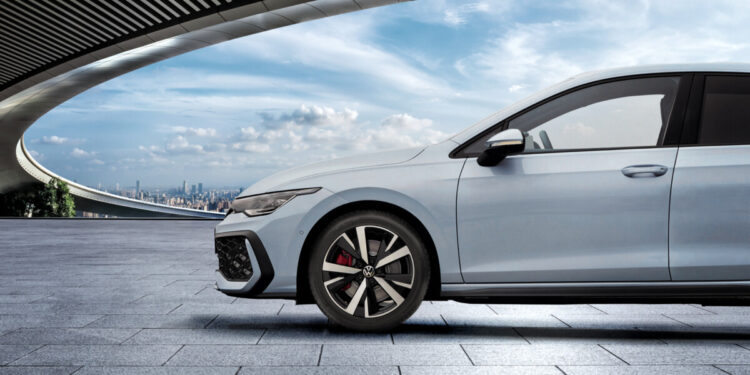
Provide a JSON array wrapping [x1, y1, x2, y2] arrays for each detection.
[[308, 210, 430, 331]]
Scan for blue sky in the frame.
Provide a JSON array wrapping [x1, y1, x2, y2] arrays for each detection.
[[24, 0, 750, 189]]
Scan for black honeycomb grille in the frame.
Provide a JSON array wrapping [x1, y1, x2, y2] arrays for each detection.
[[215, 236, 253, 281]]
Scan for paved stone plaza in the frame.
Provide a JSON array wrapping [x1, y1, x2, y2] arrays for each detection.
[[1, 219, 750, 374]]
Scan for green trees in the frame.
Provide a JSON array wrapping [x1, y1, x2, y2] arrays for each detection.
[[0, 178, 75, 217]]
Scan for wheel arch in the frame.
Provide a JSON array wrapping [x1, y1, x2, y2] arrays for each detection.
[[295, 200, 442, 304]]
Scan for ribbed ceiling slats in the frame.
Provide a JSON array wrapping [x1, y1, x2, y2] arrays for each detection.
[[16, 1, 103, 45], [31, 1, 109, 44], [0, 0, 267, 92], [0, 18, 74, 58], [123, 0, 164, 25], [52, 1, 121, 40], [0, 7, 84, 53]]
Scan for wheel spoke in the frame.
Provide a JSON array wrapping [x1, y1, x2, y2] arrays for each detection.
[[325, 274, 357, 291], [324, 276, 343, 286], [374, 246, 410, 269], [383, 273, 412, 288], [323, 261, 360, 275], [374, 276, 404, 306], [385, 234, 398, 252], [344, 281, 367, 315], [365, 278, 378, 317], [355, 226, 369, 262], [338, 234, 361, 261]]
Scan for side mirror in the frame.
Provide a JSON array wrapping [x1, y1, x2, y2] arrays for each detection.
[[477, 128, 525, 167]]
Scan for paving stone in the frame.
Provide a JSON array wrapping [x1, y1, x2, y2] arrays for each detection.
[[402, 311, 449, 325], [0, 304, 59, 314], [207, 313, 328, 329], [416, 301, 497, 316], [260, 327, 392, 344], [0, 295, 47, 303], [392, 324, 527, 344], [135, 295, 233, 305], [656, 327, 750, 344], [700, 307, 750, 315], [84, 314, 217, 329], [441, 313, 569, 329], [11, 345, 182, 366], [165, 344, 320, 366], [0, 345, 41, 365], [5, 220, 750, 371], [603, 343, 750, 364], [0, 328, 139, 345], [463, 344, 624, 366], [170, 303, 282, 315], [55, 303, 181, 315], [0, 367, 79, 375], [554, 314, 689, 331], [667, 315, 750, 333], [275, 303, 326, 315], [124, 328, 263, 345], [0, 315, 102, 331], [400, 366, 563, 375], [561, 365, 725, 374], [715, 365, 750, 374], [237, 367, 399, 375], [73, 367, 239, 375], [488, 304, 605, 315], [320, 344, 471, 366], [590, 304, 712, 315]]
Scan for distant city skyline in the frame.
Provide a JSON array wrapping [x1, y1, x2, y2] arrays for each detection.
[[24, 1, 750, 187]]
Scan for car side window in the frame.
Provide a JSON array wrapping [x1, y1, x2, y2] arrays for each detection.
[[698, 76, 750, 145], [509, 77, 681, 153]]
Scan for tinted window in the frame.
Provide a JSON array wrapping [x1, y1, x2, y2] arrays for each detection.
[[698, 76, 750, 145], [460, 77, 681, 155]]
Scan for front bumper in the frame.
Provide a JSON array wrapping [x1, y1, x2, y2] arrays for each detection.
[[214, 230, 274, 297]]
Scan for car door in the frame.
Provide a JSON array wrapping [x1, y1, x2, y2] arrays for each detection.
[[456, 76, 688, 283], [670, 74, 750, 280]]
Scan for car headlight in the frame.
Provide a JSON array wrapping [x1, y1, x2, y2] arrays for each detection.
[[230, 187, 320, 217]]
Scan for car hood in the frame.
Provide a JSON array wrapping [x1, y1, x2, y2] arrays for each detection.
[[238, 145, 427, 197]]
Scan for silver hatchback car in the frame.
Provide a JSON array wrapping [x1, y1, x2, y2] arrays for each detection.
[[214, 64, 750, 331]]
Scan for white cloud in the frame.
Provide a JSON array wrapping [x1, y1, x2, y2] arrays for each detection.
[[71, 148, 95, 158], [33, 135, 68, 145], [443, 2, 495, 25], [171, 126, 217, 137], [381, 114, 433, 131], [231, 142, 271, 153], [218, 17, 449, 97], [166, 135, 204, 154], [455, 1, 750, 95]]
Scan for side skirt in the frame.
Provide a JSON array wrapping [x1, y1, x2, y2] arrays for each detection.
[[440, 281, 750, 306]]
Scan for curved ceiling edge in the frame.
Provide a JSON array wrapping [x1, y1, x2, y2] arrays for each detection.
[[0, 0, 405, 217]]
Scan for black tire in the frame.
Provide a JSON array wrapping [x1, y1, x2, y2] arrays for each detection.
[[308, 210, 430, 332]]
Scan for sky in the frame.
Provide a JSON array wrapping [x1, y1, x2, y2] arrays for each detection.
[[23, 0, 750, 189]]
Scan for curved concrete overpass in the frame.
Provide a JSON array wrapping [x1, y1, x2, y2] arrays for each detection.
[[0, 0, 404, 218]]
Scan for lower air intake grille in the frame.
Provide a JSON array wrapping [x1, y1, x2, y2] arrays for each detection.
[[215, 236, 253, 281]]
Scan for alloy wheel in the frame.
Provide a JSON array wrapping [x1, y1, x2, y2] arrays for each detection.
[[321, 225, 414, 318]]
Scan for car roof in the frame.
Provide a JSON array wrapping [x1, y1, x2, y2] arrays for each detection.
[[450, 63, 750, 144]]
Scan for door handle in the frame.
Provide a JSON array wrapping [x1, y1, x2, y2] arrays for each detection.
[[621, 164, 668, 178]]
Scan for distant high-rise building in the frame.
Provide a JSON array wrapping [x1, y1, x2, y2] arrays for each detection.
[[182, 180, 187, 194], [115, 182, 120, 191], [136, 180, 140, 196], [198, 183, 203, 195], [191, 184, 197, 195]]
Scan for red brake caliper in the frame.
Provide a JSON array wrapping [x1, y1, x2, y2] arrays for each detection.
[[334, 252, 353, 290]]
